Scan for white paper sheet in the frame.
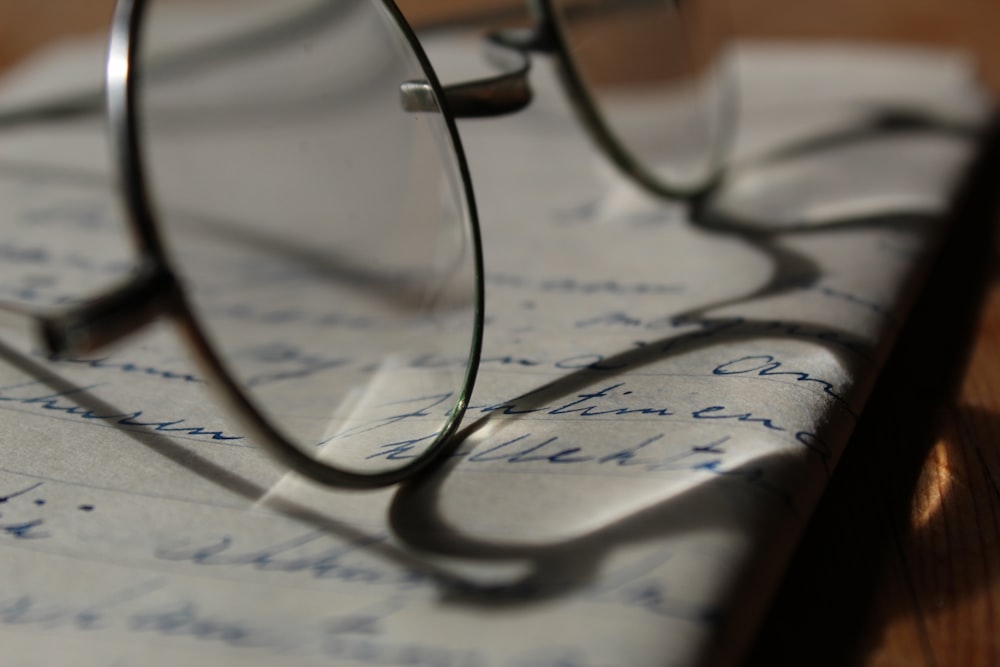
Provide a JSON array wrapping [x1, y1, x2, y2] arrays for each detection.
[[0, 19, 990, 667]]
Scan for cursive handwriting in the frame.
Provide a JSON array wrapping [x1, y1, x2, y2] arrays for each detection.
[[49, 355, 203, 384], [0, 381, 243, 442], [155, 530, 721, 625], [476, 383, 792, 435], [487, 272, 684, 296], [0, 582, 489, 665], [579, 312, 873, 358], [454, 433, 730, 472], [712, 354, 855, 416]]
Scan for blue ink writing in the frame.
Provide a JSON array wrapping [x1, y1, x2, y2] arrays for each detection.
[[0, 381, 243, 442]]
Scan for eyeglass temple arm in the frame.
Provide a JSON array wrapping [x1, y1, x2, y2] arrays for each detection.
[[400, 23, 557, 119], [0, 261, 178, 357]]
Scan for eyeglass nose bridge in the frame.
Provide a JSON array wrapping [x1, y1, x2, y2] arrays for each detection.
[[400, 23, 558, 119]]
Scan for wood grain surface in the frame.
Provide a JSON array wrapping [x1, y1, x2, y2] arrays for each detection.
[[1, 1, 997, 665]]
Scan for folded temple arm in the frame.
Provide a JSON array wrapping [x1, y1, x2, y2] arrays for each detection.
[[0, 261, 180, 357]]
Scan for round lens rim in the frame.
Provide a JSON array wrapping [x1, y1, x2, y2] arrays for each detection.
[[532, 0, 737, 199], [105, 0, 485, 489]]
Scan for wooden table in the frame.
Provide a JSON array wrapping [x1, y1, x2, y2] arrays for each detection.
[[1, 1, 998, 664], [730, 4, 1000, 665], [745, 118, 1000, 667]]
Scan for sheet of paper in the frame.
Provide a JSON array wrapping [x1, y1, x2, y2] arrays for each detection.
[[0, 17, 990, 667]]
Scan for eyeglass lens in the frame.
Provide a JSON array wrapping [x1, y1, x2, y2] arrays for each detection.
[[547, 0, 735, 194], [133, 0, 481, 477]]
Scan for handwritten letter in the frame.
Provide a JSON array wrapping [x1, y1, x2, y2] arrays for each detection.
[[0, 23, 989, 667]]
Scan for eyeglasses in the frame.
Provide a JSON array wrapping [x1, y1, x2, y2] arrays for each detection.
[[2, 0, 735, 488]]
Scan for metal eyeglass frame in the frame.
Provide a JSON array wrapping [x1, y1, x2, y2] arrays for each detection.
[[0, 0, 728, 489]]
